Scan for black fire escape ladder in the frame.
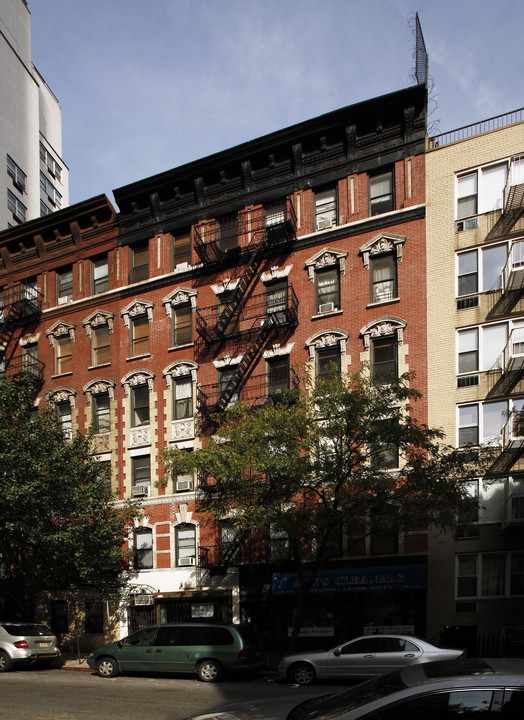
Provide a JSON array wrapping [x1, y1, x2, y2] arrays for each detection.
[[215, 314, 278, 412], [214, 229, 270, 338]]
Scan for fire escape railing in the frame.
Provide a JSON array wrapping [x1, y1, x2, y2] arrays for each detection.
[[487, 409, 524, 476], [0, 282, 44, 384]]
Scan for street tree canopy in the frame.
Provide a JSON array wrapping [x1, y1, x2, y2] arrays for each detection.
[[163, 371, 478, 648], [0, 376, 139, 617]]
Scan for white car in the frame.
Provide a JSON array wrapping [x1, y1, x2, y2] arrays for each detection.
[[278, 634, 465, 685], [0, 622, 60, 672]]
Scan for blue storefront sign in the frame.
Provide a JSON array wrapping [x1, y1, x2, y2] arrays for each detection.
[[272, 565, 427, 595]]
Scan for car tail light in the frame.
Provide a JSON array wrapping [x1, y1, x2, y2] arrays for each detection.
[[237, 648, 247, 661], [458, 651, 467, 658], [14, 640, 29, 649]]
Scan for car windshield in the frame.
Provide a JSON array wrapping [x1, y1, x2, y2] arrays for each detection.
[[287, 659, 497, 720], [2, 623, 52, 636]]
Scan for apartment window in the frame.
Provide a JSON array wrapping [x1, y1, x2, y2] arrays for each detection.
[[56, 337, 72, 375], [131, 315, 149, 357], [173, 377, 193, 420], [457, 172, 478, 221], [269, 524, 290, 561], [7, 155, 26, 192], [457, 552, 524, 598], [171, 230, 191, 268], [265, 280, 288, 317], [132, 455, 151, 487], [40, 172, 62, 207], [267, 356, 290, 399], [57, 267, 73, 304], [369, 170, 394, 216], [172, 303, 192, 346], [132, 385, 150, 427], [264, 201, 285, 227], [218, 367, 239, 407], [130, 242, 149, 283], [50, 600, 68, 635], [91, 255, 109, 294], [371, 336, 397, 385], [316, 346, 341, 379], [457, 251, 478, 296], [40, 142, 62, 180], [97, 460, 111, 489], [219, 520, 239, 563], [457, 328, 478, 373], [315, 267, 340, 313], [458, 401, 507, 447], [482, 553, 506, 596], [176, 524, 196, 567], [216, 214, 238, 254], [456, 555, 478, 598], [85, 601, 104, 634], [40, 200, 51, 217], [93, 393, 110, 433], [315, 187, 337, 231], [370, 254, 397, 303], [56, 401, 72, 439], [22, 342, 38, 373], [7, 189, 26, 223], [372, 417, 400, 470], [92, 326, 110, 366], [456, 480, 479, 540], [134, 529, 153, 570]]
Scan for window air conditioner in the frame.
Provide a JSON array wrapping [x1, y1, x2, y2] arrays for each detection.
[[132, 485, 149, 498], [316, 217, 334, 231], [179, 556, 196, 566], [176, 479, 194, 492], [318, 302, 335, 314]]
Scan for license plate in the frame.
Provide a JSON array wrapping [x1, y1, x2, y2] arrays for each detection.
[[38, 642, 50, 647]]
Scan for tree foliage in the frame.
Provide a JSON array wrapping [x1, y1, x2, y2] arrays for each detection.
[[0, 376, 139, 615], [163, 371, 478, 646]]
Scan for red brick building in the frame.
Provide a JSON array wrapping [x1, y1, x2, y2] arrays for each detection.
[[0, 85, 430, 650]]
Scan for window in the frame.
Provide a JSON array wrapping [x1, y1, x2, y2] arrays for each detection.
[[218, 367, 239, 407], [369, 170, 394, 215], [85, 601, 103, 634], [171, 230, 191, 268], [131, 315, 149, 356], [7, 155, 26, 192], [457, 555, 478, 598], [511, 552, 524, 595], [457, 251, 478, 296], [50, 600, 68, 635], [377, 689, 497, 719], [134, 529, 153, 570], [457, 172, 478, 221], [315, 188, 337, 230], [216, 214, 238, 254], [175, 471, 194, 492], [7, 189, 26, 223], [482, 553, 506, 596], [315, 267, 339, 313], [264, 200, 285, 227], [456, 162, 508, 229], [456, 480, 479, 539], [132, 455, 151, 487], [457, 552, 524, 599], [176, 524, 196, 567], [265, 280, 288, 317], [40, 199, 51, 217], [219, 520, 239, 563], [40, 142, 62, 180], [457, 328, 478, 373], [173, 377, 193, 419], [130, 242, 149, 283], [40, 172, 61, 207], [267, 356, 290, 399], [458, 401, 507, 447], [372, 416, 400, 470], [57, 267, 73, 304], [97, 460, 111, 488], [93, 393, 110, 433], [56, 401, 72, 439], [172, 303, 192, 346], [370, 254, 397, 303], [56, 337, 72, 375], [22, 343, 38, 373], [91, 255, 109, 294], [92, 325, 110, 366], [457, 243, 509, 299], [372, 336, 397, 385], [316, 346, 341, 378], [132, 385, 150, 427]]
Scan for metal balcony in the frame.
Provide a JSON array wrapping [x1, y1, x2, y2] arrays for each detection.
[[0, 354, 45, 386], [487, 410, 524, 476], [504, 155, 524, 212]]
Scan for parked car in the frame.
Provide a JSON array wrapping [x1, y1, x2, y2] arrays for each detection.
[[0, 622, 61, 672], [87, 622, 264, 681], [187, 658, 524, 720], [278, 634, 465, 684]]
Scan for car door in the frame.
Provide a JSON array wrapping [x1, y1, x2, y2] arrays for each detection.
[[325, 637, 381, 678], [150, 626, 194, 673], [373, 636, 423, 675], [116, 626, 159, 672]]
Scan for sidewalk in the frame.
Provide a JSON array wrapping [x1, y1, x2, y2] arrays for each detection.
[[59, 653, 92, 671]]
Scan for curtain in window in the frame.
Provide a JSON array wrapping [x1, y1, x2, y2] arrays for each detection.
[[482, 554, 505, 596]]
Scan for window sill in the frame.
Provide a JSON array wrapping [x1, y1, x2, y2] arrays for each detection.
[[126, 353, 151, 361], [366, 297, 400, 309], [52, 372, 73, 379], [168, 343, 194, 352], [312, 309, 343, 320], [88, 362, 111, 370]]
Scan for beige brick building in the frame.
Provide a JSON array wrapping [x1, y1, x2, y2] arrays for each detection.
[[426, 114, 524, 656]]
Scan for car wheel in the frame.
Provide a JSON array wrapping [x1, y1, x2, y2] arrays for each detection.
[[96, 657, 120, 678], [197, 659, 223, 682], [0, 650, 13, 672], [289, 662, 316, 685]]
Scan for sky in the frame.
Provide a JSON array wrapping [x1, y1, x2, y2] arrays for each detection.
[[28, 0, 524, 208]]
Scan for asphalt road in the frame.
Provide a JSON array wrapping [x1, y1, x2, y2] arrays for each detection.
[[0, 667, 347, 720]]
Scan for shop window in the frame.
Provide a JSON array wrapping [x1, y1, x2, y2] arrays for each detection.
[[369, 170, 394, 216], [130, 241, 149, 283], [134, 528, 153, 570]]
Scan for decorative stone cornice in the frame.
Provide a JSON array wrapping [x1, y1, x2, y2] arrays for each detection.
[[48, 386, 76, 408], [122, 369, 155, 397], [163, 360, 198, 387], [305, 248, 347, 282], [260, 265, 293, 283], [359, 233, 405, 269], [46, 321, 75, 347], [305, 329, 349, 360], [83, 310, 114, 337], [83, 377, 116, 401], [121, 300, 154, 328], [360, 317, 407, 348], [263, 342, 294, 359], [162, 287, 197, 319]]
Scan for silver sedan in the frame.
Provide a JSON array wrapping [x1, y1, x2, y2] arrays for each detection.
[[277, 634, 465, 685]]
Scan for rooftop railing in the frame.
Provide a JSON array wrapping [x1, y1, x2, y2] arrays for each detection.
[[429, 108, 524, 149]]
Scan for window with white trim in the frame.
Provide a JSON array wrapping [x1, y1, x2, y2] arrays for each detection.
[[132, 384, 150, 427], [457, 400, 510, 447], [132, 455, 151, 488], [134, 528, 153, 570], [176, 524, 197, 567], [57, 267, 73, 304], [92, 392, 110, 434], [314, 187, 337, 231], [456, 552, 524, 598], [456, 162, 508, 230], [56, 400, 72, 439], [173, 376, 193, 420]]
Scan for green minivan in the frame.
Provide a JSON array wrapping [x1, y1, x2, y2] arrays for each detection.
[[87, 623, 264, 682]]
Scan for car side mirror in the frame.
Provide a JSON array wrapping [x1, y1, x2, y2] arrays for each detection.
[[333, 648, 341, 656]]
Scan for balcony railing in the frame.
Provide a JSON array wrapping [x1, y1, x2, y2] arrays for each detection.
[[0, 281, 42, 332], [196, 285, 298, 342], [428, 108, 524, 149], [504, 155, 524, 212], [502, 327, 524, 376], [0, 354, 45, 385], [198, 367, 300, 416]]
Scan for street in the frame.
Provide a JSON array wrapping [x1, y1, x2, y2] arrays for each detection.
[[0, 667, 348, 720]]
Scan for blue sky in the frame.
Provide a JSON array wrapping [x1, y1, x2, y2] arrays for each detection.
[[28, 0, 524, 207]]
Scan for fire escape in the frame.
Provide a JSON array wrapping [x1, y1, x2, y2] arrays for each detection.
[[0, 281, 44, 385], [195, 202, 298, 421]]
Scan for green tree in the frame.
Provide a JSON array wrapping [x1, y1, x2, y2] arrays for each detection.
[[163, 371, 478, 651], [0, 375, 139, 618]]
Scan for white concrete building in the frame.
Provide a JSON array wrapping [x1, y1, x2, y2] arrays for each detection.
[[0, 0, 68, 230]]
